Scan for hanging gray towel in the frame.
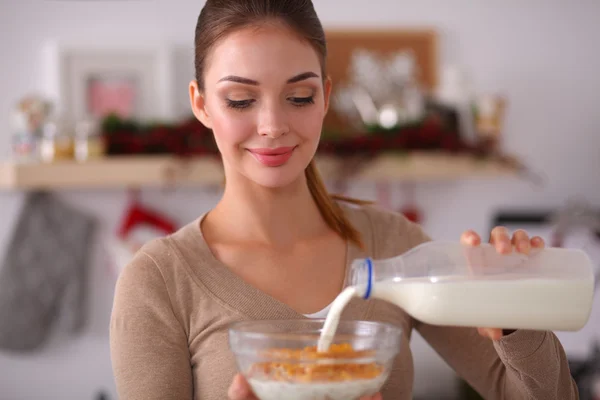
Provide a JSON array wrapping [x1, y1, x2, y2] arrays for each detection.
[[0, 192, 97, 352]]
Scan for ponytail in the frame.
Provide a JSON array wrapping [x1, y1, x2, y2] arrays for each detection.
[[305, 160, 370, 249]]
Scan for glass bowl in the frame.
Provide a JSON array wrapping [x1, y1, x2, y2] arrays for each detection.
[[228, 319, 402, 400]]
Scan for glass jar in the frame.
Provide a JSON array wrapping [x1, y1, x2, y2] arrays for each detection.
[[75, 119, 105, 162], [10, 101, 40, 162], [11, 131, 38, 162], [39, 119, 75, 162]]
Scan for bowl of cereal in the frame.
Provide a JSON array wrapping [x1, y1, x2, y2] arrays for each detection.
[[228, 319, 402, 400]]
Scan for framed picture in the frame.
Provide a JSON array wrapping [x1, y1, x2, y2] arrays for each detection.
[[42, 41, 175, 123], [323, 28, 438, 132]]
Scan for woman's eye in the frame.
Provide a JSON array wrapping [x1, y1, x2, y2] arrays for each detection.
[[289, 96, 315, 107], [226, 99, 255, 109]]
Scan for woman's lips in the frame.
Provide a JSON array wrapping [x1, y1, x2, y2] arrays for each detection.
[[247, 146, 296, 167]]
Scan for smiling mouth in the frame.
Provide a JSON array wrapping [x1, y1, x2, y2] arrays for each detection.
[[247, 146, 297, 167]]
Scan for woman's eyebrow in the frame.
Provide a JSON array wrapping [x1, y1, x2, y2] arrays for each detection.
[[218, 75, 259, 85], [287, 71, 320, 83], [217, 71, 320, 85]]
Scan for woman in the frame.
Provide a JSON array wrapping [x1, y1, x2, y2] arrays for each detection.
[[110, 0, 578, 399]]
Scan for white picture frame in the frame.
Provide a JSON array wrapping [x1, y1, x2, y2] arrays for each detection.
[[42, 40, 175, 123]]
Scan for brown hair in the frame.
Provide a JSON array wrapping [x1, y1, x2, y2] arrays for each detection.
[[194, 0, 369, 248]]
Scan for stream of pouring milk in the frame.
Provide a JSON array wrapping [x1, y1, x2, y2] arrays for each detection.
[[317, 286, 358, 352], [317, 277, 594, 353]]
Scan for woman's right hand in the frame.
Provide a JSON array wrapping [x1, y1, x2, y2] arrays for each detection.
[[227, 375, 258, 400], [227, 373, 382, 400]]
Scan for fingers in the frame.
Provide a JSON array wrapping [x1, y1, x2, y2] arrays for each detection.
[[511, 229, 531, 254], [488, 226, 546, 255], [228, 374, 257, 400], [477, 327, 503, 341], [490, 226, 511, 254], [460, 229, 481, 246], [474, 229, 546, 342], [531, 236, 545, 249]]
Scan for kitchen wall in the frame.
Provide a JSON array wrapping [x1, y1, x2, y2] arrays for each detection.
[[0, 1, 599, 399]]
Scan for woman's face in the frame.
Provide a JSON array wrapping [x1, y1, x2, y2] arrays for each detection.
[[190, 23, 331, 188]]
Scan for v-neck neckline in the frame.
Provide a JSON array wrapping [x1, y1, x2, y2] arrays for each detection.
[[172, 206, 372, 322]]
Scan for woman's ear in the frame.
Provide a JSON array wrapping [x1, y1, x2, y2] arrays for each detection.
[[189, 80, 212, 128], [323, 76, 333, 116]]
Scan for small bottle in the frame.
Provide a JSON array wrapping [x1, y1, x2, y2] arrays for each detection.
[[75, 119, 105, 162], [39, 120, 58, 162], [10, 107, 38, 162], [40, 119, 74, 162], [435, 65, 477, 144], [345, 241, 596, 332], [11, 132, 38, 162]]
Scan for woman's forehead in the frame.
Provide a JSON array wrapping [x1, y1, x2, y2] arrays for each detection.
[[204, 25, 322, 84]]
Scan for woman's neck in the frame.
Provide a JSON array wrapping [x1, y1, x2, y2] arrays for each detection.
[[207, 173, 329, 246]]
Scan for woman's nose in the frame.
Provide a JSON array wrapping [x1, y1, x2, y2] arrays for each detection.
[[257, 105, 289, 138]]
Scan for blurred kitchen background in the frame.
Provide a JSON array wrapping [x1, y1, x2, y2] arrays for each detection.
[[1, 0, 600, 399]]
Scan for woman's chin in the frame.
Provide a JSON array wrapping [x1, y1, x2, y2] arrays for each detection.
[[242, 164, 305, 189]]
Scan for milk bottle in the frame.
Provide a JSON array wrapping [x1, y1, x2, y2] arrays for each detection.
[[318, 241, 595, 352]]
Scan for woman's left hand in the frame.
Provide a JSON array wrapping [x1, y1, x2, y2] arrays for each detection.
[[460, 226, 546, 341]]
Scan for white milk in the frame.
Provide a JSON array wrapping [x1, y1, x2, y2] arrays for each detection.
[[371, 277, 594, 331], [317, 286, 357, 352], [317, 276, 594, 351], [249, 374, 387, 400]]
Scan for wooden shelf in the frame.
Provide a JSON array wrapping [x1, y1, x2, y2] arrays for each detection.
[[0, 153, 519, 190], [342, 153, 520, 181], [0, 156, 224, 190]]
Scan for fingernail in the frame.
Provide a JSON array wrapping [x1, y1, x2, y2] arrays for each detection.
[[518, 240, 530, 254]]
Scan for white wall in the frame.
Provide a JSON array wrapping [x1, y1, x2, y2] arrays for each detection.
[[0, 1, 599, 399]]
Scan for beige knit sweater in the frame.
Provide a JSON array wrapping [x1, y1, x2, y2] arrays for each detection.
[[110, 204, 578, 399]]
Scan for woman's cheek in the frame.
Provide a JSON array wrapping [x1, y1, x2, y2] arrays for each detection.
[[292, 109, 324, 142], [211, 112, 255, 149]]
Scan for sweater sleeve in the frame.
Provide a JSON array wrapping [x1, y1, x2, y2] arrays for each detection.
[[110, 249, 193, 400], [415, 322, 577, 399], [371, 208, 578, 399]]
